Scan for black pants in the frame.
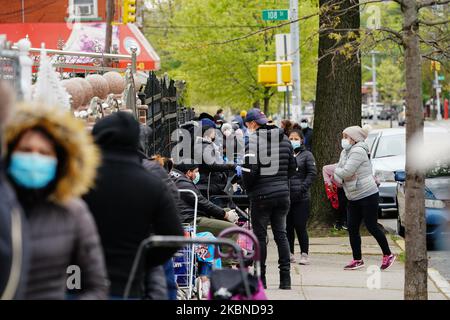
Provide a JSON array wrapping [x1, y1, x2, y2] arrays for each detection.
[[287, 199, 310, 255], [347, 193, 391, 260], [250, 196, 291, 275], [335, 188, 348, 225]]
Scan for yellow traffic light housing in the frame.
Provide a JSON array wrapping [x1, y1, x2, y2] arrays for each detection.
[[258, 61, 292, 87], [123, 0, 137, 24], [431, 61, 441, 72]]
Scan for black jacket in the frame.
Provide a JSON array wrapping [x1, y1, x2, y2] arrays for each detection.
[[242, 125, 296, 201], [170, 169, 226, 223], [0, 165, 29, 300], [289, 145, 317, 202], [83, 112, 183, 298], [194, 137, 236, 197], [302, 127, 313, 151]]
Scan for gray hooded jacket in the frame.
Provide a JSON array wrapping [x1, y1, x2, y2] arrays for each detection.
[[334, 141, 378, 201]]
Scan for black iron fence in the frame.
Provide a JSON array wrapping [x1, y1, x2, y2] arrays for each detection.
[[140, 72, 194, 158]]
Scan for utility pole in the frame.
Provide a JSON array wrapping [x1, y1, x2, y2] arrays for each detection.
[[105, 0, 115, 66], [434, 69, 442, 120], [371, 50, 378, 124], [290, 0, 302, 120]]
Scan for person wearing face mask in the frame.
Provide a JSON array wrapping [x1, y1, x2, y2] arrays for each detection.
[[0, 81, 29, 300], [194, 118, 239, 200], [4, 103, 108, 300], [169, 162, 240, 247], [299, 118, 313, 151], [334, 125, 395, 271], [287, 129, 317, 265]]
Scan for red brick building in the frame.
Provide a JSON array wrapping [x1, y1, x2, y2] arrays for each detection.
[[0, 0, 109, 23]]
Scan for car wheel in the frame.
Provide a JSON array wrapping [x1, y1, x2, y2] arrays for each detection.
[[397, 215, 405, 238]]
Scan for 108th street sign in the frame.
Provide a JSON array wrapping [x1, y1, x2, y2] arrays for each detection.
[[262, 9, 290, 21]]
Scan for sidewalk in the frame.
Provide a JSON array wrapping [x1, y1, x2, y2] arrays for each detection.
[[264, 234, 448, 300]]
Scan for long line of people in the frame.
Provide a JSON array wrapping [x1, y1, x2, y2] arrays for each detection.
[[0, 83, 395, 299]]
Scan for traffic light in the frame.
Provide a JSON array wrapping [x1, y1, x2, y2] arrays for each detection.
[[123, 0, 136, 24], [431, 61, 441, 72]]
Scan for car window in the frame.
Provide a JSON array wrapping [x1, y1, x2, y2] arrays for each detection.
[[366, 133, 377, 154], [373, 134, 405, 158]]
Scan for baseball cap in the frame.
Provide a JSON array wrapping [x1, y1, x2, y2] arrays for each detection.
[[244, 108, 268, 125]]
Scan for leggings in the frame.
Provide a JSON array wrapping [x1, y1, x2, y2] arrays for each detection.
[[287, 199, 310, 255], [347, 193, 391, 260]]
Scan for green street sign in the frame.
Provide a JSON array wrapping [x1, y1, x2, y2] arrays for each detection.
[[438, 75, 445, 81], [262, 9, 290, 21]]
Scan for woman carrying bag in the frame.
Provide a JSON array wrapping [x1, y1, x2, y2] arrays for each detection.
[[334, 125, 395, 271]]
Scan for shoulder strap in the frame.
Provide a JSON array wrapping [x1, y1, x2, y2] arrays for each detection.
[[1, 207, 23, 300]]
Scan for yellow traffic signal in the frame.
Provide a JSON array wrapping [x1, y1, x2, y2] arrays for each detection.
[[123, 0, 136, 24], [431, 61, 441, 72], [258, 62, 292, 86]]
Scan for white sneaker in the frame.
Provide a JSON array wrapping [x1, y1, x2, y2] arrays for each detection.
[[290, 253, 296, 263], [299, 253, 310, 265]]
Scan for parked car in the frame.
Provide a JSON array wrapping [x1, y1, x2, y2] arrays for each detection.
[[398, 106, 406, 126], [395, 168, 450, 248], [378, 106, 399, 120], [367, 127, 450, 216], [368, 103, 384, 119], [362, 104, 370, 119]]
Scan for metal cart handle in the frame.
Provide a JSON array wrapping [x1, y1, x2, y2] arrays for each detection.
[[124, 235, 251, 299]]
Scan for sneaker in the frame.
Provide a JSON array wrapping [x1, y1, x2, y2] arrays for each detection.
[[299, 253, 310, 265], [290, 253, 296, 263], [342, 222, 348, 230], [381, 254, 396, 270], [344, 259, 365, 270], [334, 223, 343, 231]]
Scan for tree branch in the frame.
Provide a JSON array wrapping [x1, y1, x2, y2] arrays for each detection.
[[418, 0, 450, 8], [418, 18, 450, 26]]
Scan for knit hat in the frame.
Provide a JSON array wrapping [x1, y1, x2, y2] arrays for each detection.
[[343, 125, 371, 142]]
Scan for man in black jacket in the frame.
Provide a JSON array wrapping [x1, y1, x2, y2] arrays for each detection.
[[0, 81, 29, 300], [300, 118, 313, 151], [169, 162, 239, 236], [242, 108, 296, 290], [83, 112, 184, 299]]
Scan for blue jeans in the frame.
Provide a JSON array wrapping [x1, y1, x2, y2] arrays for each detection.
[[164, 259, 177, 300]]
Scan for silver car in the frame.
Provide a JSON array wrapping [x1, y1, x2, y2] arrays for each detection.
[[367, 127, 449, 216]]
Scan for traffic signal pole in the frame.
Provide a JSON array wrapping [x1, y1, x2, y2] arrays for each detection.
[[435, 69, 442, 120], [290, 0, 302, 120]]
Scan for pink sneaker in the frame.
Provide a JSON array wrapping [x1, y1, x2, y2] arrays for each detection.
[[381, 254, 396, 270], [344, 259, 365, 270]]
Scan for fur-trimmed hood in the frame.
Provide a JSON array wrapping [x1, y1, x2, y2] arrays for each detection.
[[3, 104, 100, 204]]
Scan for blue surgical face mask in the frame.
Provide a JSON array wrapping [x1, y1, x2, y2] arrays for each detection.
[[8, 152, 58, 189], [291, 140, 301, 150], [192, 171, 200, 185]]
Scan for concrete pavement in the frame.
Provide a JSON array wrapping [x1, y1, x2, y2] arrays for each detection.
[[264, 234, 448, 300]]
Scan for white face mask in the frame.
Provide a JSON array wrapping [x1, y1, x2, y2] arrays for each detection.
[[341, 139, 352, 150], [300, 122, 308, 129]]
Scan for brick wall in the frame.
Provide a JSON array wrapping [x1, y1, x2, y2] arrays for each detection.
[[0, 0, 107, 23]]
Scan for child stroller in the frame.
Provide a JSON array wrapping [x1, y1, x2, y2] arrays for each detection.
[[123, 228, 266, 300]]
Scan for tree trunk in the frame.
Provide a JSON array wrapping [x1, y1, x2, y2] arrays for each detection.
[[310, 0, 362, 226], [402, 0, 427, 300], [104, 0, 115, 66]]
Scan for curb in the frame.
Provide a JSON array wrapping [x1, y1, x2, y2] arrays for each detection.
[[428, 268, 450, 300], [393, 238, 450, 300]]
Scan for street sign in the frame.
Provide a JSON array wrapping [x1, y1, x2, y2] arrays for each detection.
[[275, 34, 292, 92], [262, 9, 290, 21]]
